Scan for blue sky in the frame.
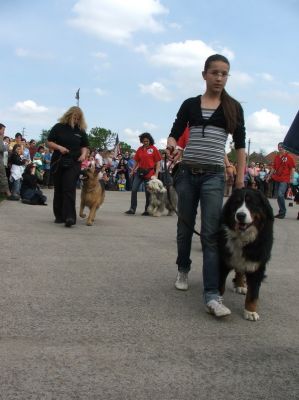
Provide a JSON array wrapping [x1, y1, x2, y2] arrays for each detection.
[[1, 0, 298, 154]]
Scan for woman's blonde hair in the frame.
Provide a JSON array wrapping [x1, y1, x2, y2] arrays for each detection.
[[58, 106, 87, 131]]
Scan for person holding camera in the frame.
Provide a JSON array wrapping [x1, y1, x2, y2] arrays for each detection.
[[125, 132, 161, 216], [47, 106, 89, 227]]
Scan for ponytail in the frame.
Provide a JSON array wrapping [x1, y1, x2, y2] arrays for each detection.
[[221, 89, 241, 134]]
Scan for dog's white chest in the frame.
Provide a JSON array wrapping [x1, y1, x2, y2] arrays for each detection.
[[225, 231, 260, 273]]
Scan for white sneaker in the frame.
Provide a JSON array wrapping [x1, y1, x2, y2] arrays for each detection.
[[175, 272, 189, 290], [206, 297, 231, 317]]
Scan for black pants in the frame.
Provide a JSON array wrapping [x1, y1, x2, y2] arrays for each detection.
[[52, 162, 81, 222]]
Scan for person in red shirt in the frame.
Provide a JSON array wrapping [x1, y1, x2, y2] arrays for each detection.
[[125, 132, 161, 216], [270, 142, 295, 219]]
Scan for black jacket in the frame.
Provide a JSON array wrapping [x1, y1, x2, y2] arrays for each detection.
[[169, 95, 246, 149]]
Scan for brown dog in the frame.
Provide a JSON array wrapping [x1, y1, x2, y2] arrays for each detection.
[[79, 167, 105, 226]]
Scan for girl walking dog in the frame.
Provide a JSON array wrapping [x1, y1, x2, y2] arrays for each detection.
[[167, 54, 246, 318]]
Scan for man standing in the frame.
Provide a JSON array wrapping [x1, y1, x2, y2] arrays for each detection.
[[125, 132, 161, 215], [0, 123, 16, 200], [270, 142, 295, 219]]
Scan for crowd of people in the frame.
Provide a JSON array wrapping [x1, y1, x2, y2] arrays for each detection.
[[0, 124, 137, 201]]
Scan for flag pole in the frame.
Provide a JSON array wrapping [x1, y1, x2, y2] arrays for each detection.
[[75, 88, 80, 107]]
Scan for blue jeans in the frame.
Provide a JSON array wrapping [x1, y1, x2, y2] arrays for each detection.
[[174, 165, 225, 304], [129, 174, 150, 211], [275, 181, 288, 216], [10, 177, 21, 196]]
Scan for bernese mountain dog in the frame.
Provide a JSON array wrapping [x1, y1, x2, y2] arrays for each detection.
[[219, 188, 274, 321]]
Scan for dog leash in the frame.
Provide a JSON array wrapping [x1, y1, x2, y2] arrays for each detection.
[[163, 153, 201, 237]]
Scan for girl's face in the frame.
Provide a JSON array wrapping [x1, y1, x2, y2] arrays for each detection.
[[142, 138, 150, 147], [202, 60, 230, 95], [16, 146, 21, 154]]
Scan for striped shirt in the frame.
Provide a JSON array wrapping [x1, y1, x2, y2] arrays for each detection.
[[183, 108, 228, 166]]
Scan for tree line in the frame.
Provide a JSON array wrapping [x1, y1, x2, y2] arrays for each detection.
[[38, 127, 132, 153]]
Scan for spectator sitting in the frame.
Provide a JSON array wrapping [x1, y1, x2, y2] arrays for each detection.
[[21, 163, 47, 205]]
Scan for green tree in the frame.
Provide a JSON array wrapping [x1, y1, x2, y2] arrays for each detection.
[[120, 141, 132, 154], [38, 129, 50, 146], [88, 127, 117, 150], [227, 148, 237, 163]]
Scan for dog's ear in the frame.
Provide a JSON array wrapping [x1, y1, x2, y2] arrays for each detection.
[[256, 190, 274, 221]]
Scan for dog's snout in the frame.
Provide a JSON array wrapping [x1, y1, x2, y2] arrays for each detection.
[[236, 212, 247, 223]]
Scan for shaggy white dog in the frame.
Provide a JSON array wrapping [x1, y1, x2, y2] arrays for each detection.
[[147, 177, 177, 217]]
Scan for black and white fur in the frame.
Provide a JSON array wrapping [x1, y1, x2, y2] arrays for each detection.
[[147, 177, 177, 217], [219, 188, 274, 321]]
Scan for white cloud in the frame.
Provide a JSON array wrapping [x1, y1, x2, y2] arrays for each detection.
[[257, 72, 274, 81], [13, 100, 48, 113], [290, 81, 299, 87], [122, 128, 141, 148], [15, 47, 54, 60], [94, 88, 106, 96], [68, 0, 168, 44], [229, 71, 254, 87], [246, 109, 288, 154], [1, 101, 62, 135], [143, 121, 157, 131], [258, 89, 299, 104], [148, 40, 235, 70], [92, 51, 108, 59], [149, 40, 214, 68], [134, 44, 149, 55], [139, 81, 173, 101], [158, 137, 167, 148], [145, 40, 246, 98]]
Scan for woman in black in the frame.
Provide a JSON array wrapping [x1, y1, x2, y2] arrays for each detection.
[[47, 106, 89, 227]]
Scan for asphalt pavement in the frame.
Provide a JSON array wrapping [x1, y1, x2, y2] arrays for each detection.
[[0, 189, 298, 400]]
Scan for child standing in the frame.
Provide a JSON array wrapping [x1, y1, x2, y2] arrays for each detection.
[[118, 173, 126, 191]]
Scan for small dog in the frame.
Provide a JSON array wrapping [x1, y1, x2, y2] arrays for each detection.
[[219, 188, 274, 321], [147, 177, 177, 217], [79, 167, 105, 226]]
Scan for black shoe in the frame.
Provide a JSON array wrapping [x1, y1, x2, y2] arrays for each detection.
[[54, 218, 64, 224], [21, 199, 32, 205], [65, 218, 75, 227], [275, 214, 285, 219], [141, 211, 150, 216], [7, 195, 20, 201], [125, 209, 135, 215], [297, 213, 299, 220]]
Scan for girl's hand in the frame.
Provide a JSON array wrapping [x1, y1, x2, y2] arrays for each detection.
[[59, 146, 69, 155], [78, 154, 86, 162]]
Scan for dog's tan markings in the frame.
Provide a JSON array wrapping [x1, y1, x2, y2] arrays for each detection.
[[233, 271, 247, 295], [244, 291, 259, 321]]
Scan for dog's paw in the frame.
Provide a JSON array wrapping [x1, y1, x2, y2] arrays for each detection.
[[244, 309, 260, 321], [80, 213, 86, 218], [86, 220, 93, 226], [234, 286, 247, 295]]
